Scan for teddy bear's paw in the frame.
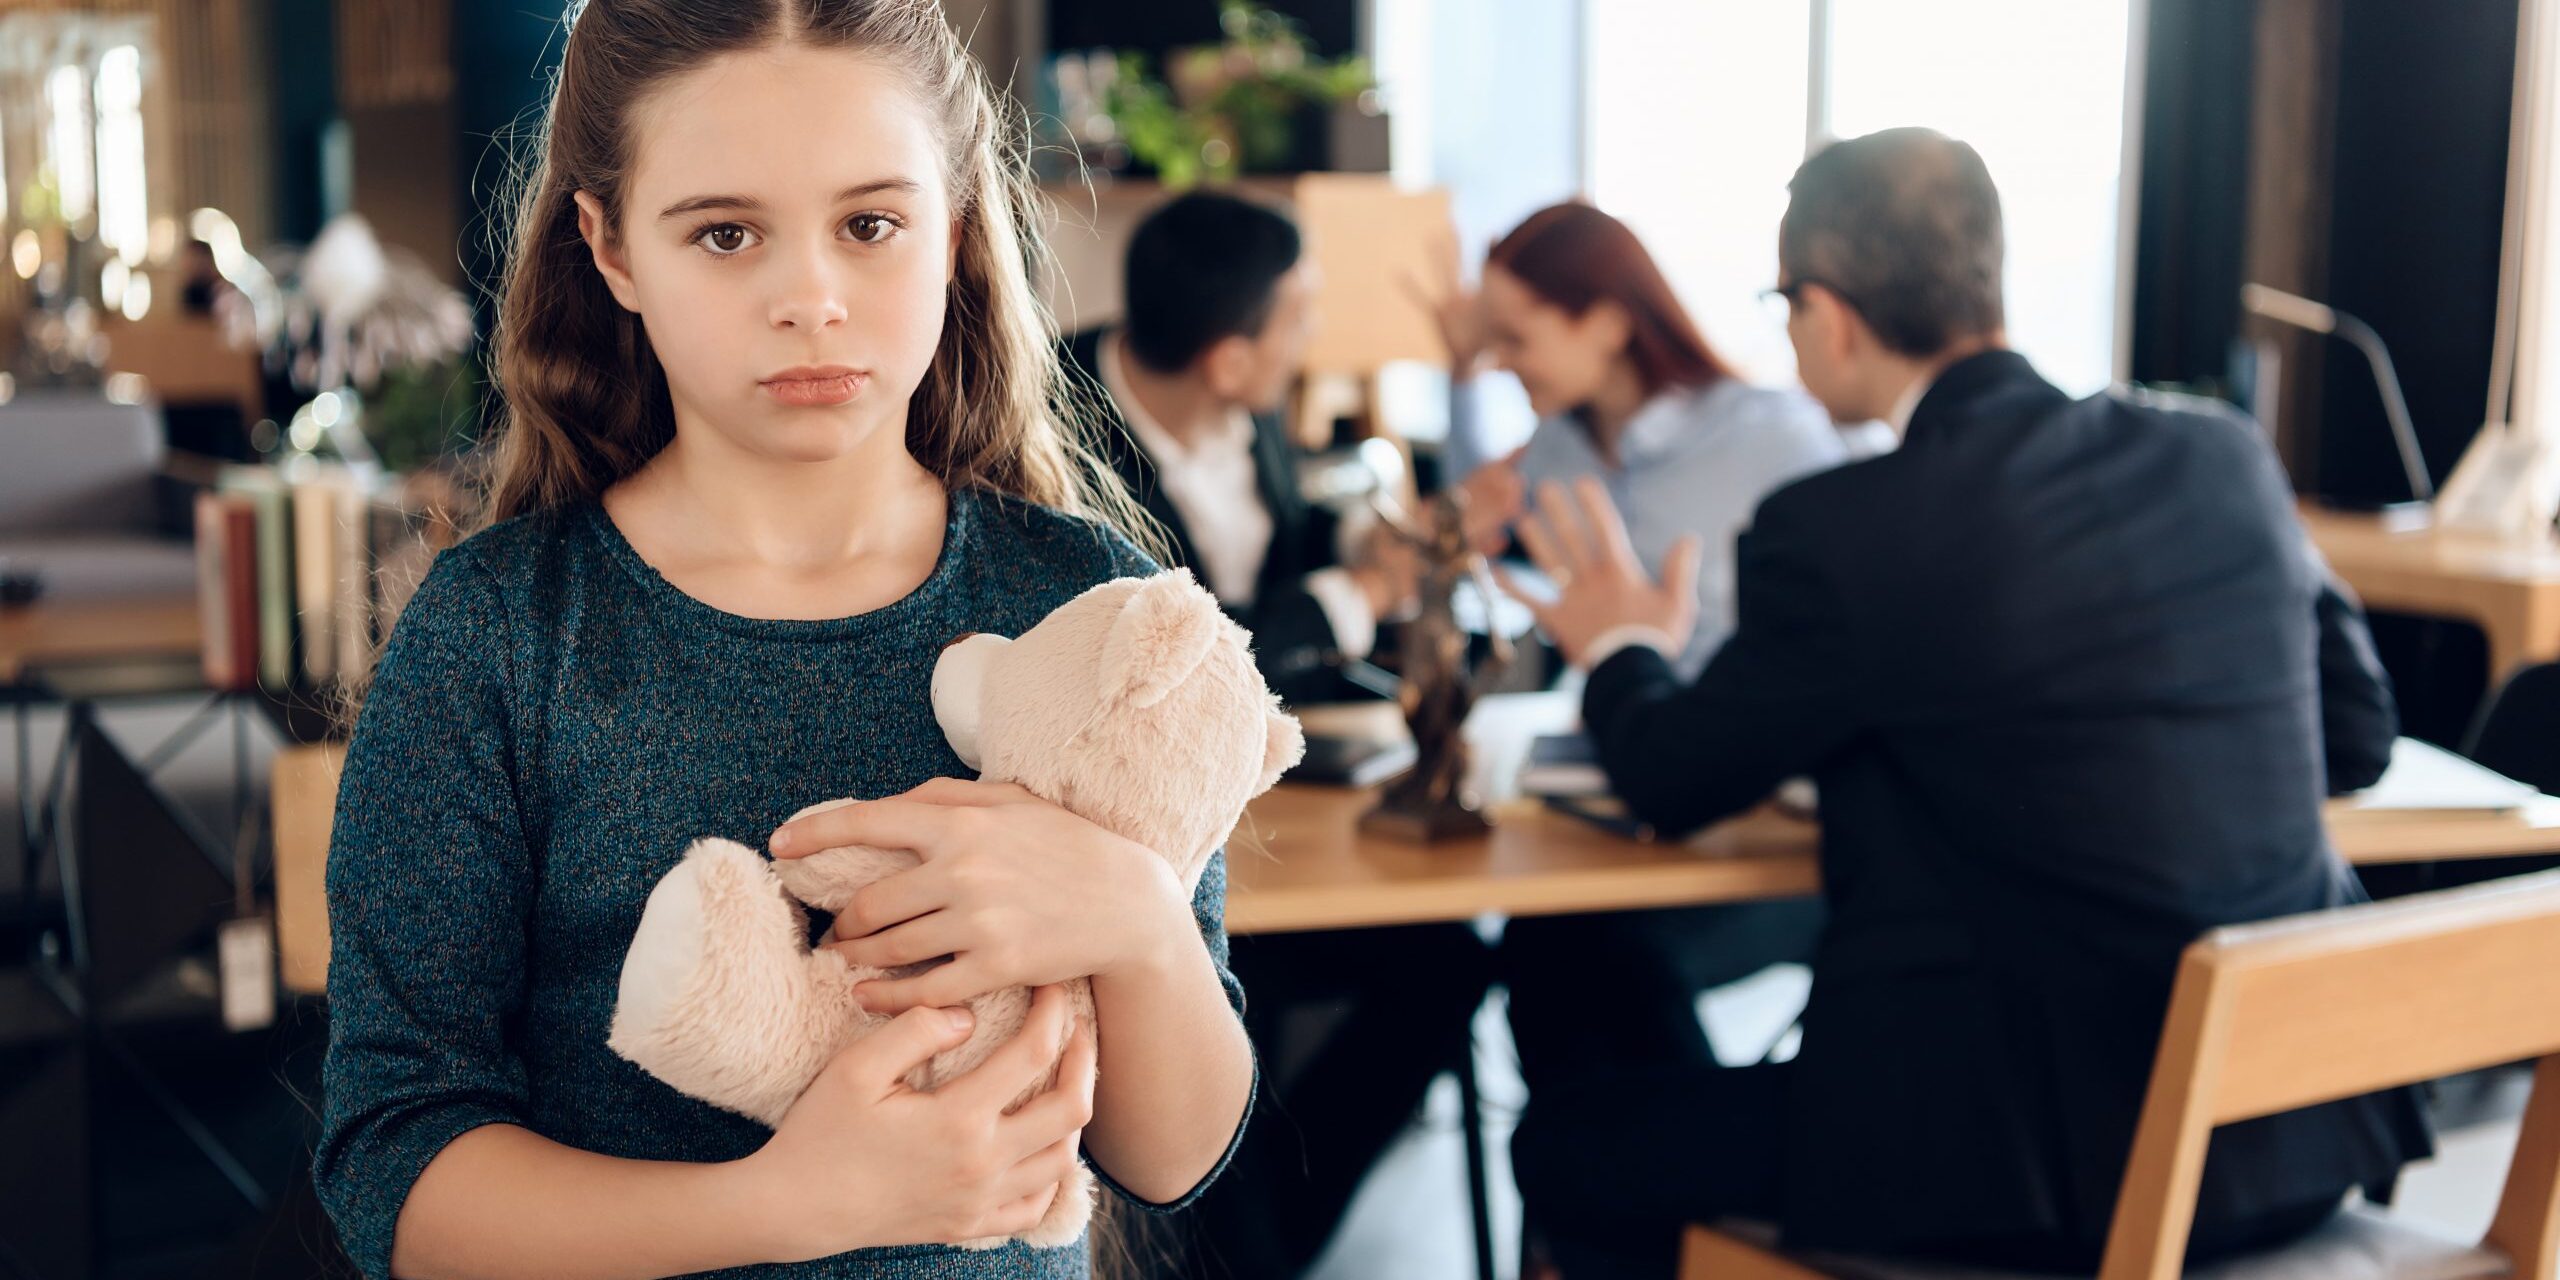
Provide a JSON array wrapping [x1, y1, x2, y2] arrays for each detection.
[[1012, 1163, 1096, 1250], [610, 838, 816, 1117], [769, 840, 922, 915]]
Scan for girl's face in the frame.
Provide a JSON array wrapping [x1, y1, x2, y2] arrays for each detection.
[[576, 45, 955, 465], [1481, 264, 1631, 419]]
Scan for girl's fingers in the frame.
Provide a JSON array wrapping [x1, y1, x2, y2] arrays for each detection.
[[834, 863, 951, 939], [976, 1181, 1060, 1241], [900, 777, 1035, 808], [853, 958, 988, 1015], [1001, 1020, 1098, 1155], [995, 1135, 1083, 1205], [769, 796, 952, 860], [833, 1005, 977, 1098], [828, 909, 962, 969], [947, 985, 1074, 1112]]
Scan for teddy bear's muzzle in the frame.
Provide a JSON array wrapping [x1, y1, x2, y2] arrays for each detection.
[[931, 632, 1012, 771]]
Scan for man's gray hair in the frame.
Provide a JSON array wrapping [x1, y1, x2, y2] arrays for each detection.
[[1780, 127, 2006, 358]]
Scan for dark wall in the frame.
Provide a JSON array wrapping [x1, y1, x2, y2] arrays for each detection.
[[268, 0, 337, 245], [1047, 0, 1359, 59], [2313, 0, 2515, 504], [2127, 0, 2257, 392], [454, 1, 571, 338], [2128, 0, 2519, 745]]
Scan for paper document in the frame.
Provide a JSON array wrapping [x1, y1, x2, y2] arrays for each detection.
[[2345, 738, 2544, 813]]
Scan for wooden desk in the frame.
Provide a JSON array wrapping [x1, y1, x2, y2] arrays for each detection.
[[0, 596, 201, 685], [1227, 782, 2560, 935], [1229, 790, 1820, 934], [266, 698, 2560, 985], [2300, 504, 2560, 679]]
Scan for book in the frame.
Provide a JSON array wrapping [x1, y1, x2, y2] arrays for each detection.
[[1288, 734, 1419, 788], [332, 480, 373, 682], [291, 474, 346, 685], [1518, 732, 1610, 797], [193, 491, 240, 690], [217, 468, 297, 691]]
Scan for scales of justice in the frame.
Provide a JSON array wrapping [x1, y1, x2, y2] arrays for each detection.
[[1359, 489, 1516, 842]]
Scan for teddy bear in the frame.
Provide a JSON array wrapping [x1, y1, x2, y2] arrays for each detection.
[[607, 569, 1304, 1250]]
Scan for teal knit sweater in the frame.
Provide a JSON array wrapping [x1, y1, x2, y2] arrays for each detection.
[[315, 488, 1250, 1279]]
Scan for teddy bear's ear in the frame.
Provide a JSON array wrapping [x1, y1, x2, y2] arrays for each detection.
[[1099, 571, 1226, 709], [1257, 706, 1307, 793]]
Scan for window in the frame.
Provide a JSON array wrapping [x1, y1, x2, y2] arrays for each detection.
[[94, 43, 147, 267], [1588, 0, 2142, 397], [45, 62, 92, 226]]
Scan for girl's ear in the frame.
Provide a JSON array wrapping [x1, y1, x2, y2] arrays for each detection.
[[572, 190, 641, 313], [946, 216, 963, 284]]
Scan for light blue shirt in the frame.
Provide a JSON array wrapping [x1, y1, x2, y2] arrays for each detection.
[[1515, 380, 1863, 678]]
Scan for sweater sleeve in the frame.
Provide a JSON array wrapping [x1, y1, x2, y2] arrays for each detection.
[[1081, 529, 1258, 1214], [314, 548, 538, 1280]]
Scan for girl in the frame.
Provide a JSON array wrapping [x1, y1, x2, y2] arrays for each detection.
[[313, 4, 1254, 1278]]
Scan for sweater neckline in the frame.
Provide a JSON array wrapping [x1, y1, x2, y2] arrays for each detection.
[[578, 487, 976, 642]]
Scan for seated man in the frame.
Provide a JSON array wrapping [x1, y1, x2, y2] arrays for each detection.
[[1500, 127, 2428, 1276], [1067, 191, 1414, 708], [1069, 191, 1491, 1280]]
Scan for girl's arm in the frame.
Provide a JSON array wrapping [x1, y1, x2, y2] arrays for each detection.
[[392, 996, 1096, 1280], [781, 785, 1259, 1211], [1080, 850, 1257, 1206], [319, 558, 1093, 1278], [390, 1124, 776, 1279]]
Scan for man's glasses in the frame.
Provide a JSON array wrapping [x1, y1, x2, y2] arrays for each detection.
[[1758, 278, 1863, 326]]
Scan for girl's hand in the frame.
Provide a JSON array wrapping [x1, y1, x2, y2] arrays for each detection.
[[769, 778, 1197, 1014], [743, 984, 1096, 1259]]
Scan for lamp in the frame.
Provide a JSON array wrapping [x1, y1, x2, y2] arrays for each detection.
[[2242, 283, 2435, 511]]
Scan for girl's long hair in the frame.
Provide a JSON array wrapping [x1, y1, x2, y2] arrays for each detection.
[[479, 0, 1145, 549]]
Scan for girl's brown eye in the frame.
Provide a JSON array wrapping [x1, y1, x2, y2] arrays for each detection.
[[848, 214, 895, 244], [705, 225, 748, 253]]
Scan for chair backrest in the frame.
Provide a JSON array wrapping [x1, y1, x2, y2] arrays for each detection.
[[2469, 662, 2560, 797], [60, 705, 236, 1010], [0, 392, 164, 536], [101, 315, 264, 424], [2100, 869, 2560, 1280]]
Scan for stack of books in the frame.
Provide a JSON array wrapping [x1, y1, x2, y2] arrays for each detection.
[[191, 464, 458, 694]]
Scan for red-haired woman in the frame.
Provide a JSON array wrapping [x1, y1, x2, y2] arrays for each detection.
[[1424, 202, 1853, 1172], [1432, 201, 1864, 679]]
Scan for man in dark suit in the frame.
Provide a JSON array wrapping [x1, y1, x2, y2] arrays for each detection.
[[1071, 192, 1491, 1280], [1065, 193, 1416, 708], [1500, 128, 2428, 1275]]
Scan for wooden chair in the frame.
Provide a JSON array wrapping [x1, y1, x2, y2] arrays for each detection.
[[1680, 869, 2560, 1279]]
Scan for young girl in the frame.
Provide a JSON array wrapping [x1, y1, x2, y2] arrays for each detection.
[[313, 4, 1254, 1277]]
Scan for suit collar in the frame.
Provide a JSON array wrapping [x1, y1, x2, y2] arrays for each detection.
[[1904, 349, 2054, 440]]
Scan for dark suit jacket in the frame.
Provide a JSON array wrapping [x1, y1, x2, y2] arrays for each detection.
[[1066, 328, 1370, 705], [1584, 350, 2430, 1254]]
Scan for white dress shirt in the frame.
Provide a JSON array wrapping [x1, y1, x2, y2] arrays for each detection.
[[1099, 333, 1380, 658]]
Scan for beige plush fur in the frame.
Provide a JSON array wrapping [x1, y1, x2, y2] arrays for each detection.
[[609, 570, 1303, 1251]]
